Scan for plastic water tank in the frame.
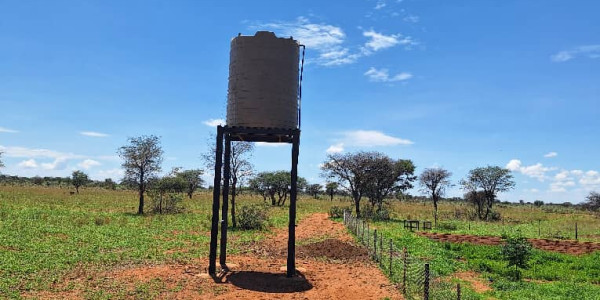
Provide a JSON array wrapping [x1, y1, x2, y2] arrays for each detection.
[[226, 31, 299, 129]]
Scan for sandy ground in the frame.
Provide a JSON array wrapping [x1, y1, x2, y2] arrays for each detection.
[[24, 213, 402, 299]]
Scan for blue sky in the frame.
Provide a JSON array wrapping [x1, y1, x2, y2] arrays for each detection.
[[1, 0, 599, 203]]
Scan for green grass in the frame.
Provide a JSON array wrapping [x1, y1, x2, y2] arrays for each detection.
[[364, 216, 600, 300], [0, 186, 338, 299]]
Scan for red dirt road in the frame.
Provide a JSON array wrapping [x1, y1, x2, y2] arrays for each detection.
[[25, 213, 402, 299], [419, 232, 600, 255]]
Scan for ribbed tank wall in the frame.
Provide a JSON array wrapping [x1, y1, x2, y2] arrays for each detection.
[[226, 31, 299, 129]]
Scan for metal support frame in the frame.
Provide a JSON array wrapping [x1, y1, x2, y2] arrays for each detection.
[[208, 125, 300, 277]]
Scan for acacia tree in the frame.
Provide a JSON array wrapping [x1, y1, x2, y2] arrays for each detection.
[[306, 183, 323, 199], [419, 168, 453, 227], [202, 136, 254, 227], [325, 182, 338, 201], [363, 155, 416, 212], [460, 166, 515, 220], [176, 169, 205, 199], [71, 170, 89, 194], [118, 135, 163, 215], [248, 171, 307, 206], [584, 191, 600, 211]]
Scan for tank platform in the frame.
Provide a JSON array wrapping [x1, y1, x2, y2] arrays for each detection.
[[222, 126, 300, 143]]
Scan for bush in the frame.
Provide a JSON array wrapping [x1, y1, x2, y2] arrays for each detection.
[[437, 222, 458, 231], [360, 204, 391, 221], [238, 204, 268, 230], [328, 206, 348, 218], [488, 210, 502, 221], [150, 192, 184, 214], [501, 232, 532, 281]]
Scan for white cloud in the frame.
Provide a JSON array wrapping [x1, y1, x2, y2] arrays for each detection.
[[255, 142, 287, 147], [0, 127, 18, 133], [580, 170, 600, 187], [544, 152, 557, 158], [80, 131, 109, 137], [403, 15, 419, 23], [94, 168, 124, 181], [0, 145, 83, 160], [505, 159, 552, 182], [41, 158, 68, 170], [18, 159, 38, 168], [326, 143, 344, 154], [362, 30, 415, 53], [78, 159, 101, 170], [364, 67, 412, 82], [551, 45, 600, 62], [374, 0, 386, 9], [203, 119, 225, 127], [341, 130, 413, 147]]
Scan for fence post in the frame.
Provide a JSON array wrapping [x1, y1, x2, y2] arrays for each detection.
[[389, 239, 393, 277], [424, 263, 430, 300], [457, 283, 461, 300], [538, 220, 541, 237], [373, 229, 378, 261], [402, 247, 407, 295], [343, 210, 347, 225], [380, 234, 383, 265], [575, 222, 578, 240]]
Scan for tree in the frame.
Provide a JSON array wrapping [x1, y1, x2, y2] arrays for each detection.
[[419, 168, 453, 227], [364, 155, 416, 212], [118, 135, 163, 215], [71, 170, 89, 194], [202, 136, 254, 228], [584, 191, 600, 211], [501, 232, 532, 281], [104, 178, 117, 190], [321, 151, 415, 217], [306, 183, 323, 199], [176, 169, 205, 199], [248, 171, 307, 206], [533, 200, 544, 207], [325, 182, 338, 201], [149, 174, 186, 214], [460, 166, 515, 220]]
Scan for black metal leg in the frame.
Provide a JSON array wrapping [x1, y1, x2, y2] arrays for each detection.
[[209, 126, 224, 275], [220, 134, 231, 267], [287, 131, 300, 277]]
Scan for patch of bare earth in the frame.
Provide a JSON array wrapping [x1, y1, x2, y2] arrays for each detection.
[[453, 271, 492, 293], [419, 232, 600, 255], [24, 213, 402, 300]]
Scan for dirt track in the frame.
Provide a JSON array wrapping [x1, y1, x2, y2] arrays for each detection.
[[419, 232, 600, 255], [25, 213, 402, 299]]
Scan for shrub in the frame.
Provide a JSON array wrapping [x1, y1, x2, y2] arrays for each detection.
[[361, 204, 391, 221], [501, 232, 532, 281], [150, 192, 184, 214], [328, 206, 348, 218], [437, 222, 458, 231], [488, 210, 502, 221], [237, 204, 268, 230]]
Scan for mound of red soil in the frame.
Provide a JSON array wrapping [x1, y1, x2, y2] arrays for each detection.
[[419, 232, 600, 255], [297, 238, 369, 262]]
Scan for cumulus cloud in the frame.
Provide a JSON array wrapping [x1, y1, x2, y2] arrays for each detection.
[[0, 127, 18, 133], [326, 143, 344, 154], [364, 67, 412, 82], [362, 30, 416, 53], [18, 159, 38, 168], [505, 159, 552, 182], [341, 130, 413, 147], [203, 119, 225, 127], [374, 0, 386, 9], [0, 145, 83, 160], [551, 45, 600, 62], [80, 131, 109, 137], [255, 142, 287, 147], [94, 168, 124, 181], [41, 158, 68, 170], [544, 152, 558, 158], [78, 159, 101, 169]]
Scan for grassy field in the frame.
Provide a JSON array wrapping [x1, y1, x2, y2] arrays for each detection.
[[0, 186, 336, 299], [2, 187, 599, 299]]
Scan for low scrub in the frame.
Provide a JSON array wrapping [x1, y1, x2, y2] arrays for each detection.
[[361, 204, 391, 221], [237, 204, 269, 230]]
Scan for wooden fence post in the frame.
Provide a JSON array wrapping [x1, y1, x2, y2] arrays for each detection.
[[374, 229, 378, 261], [424, 263, 430, 300], [457, 283, 461, 300], [402, 247, 407, 295], [389, 239, 393, 277], [575, 222, 578, 240]]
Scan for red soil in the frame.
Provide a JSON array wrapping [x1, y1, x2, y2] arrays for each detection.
[[24, 213, 402, 299], [419, 232, 600, 255]]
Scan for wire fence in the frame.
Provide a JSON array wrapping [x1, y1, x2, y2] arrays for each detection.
[[343, 210, 463, 300]]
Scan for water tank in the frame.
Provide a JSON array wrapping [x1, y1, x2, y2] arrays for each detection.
[[226, 31, 299, 129]]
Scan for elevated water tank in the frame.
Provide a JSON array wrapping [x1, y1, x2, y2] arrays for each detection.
[[226, 31, 300, 129]]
